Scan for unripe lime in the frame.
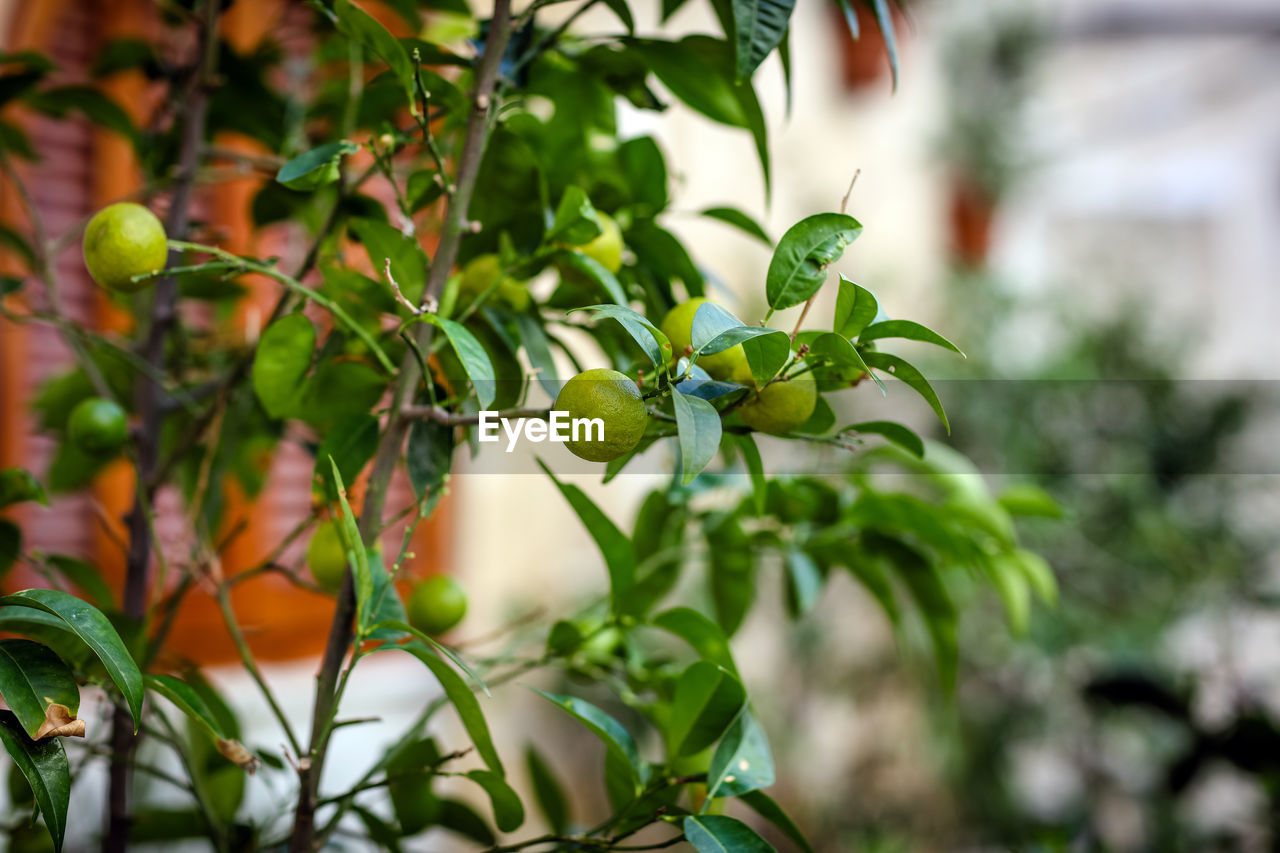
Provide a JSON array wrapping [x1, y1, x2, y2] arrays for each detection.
[[554, 368, 647, 462], [457, 254, 530, 312], [306, 520, 348, 594], [737, 371, 817, 435], [67, 397, 128, 454], [407, 576, 468, 635], [580, 212, 623, 273], [660, 298, 750, 382], [82, 202, 168, 292]]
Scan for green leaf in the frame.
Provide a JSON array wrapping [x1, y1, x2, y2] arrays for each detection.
[[636, 38, 746, 127], [652, 607, 739, 678], [0, 589, 143, 730], [618, 137, 668, 213], [869, 0, 900, 90], [766, 213, 862, 311], [43, 555, 114, 610], [252, 313, 315, 419], [555, 250, 628, 305], [399, 642, 504, 776], [672, 387, 722, 485], [574, 304, 671, 369], [739, 790, 815, 853], [841, 420, 924, 458], [326, 458, 373, 625], [706, 709, 774, 798], [732, 0, 796, 81], [626, 220, 704, 296], [24, 85, 135, 143], [0, 640, 79, 739], [538, 460, 638, 614], [514, 314, 562, 399], [334, 0, 415, 108], [0, 520, 19, 576], [997, 484, 1063, 519], [833, 276, 878, 338], [807, 332, 883, 394], [861, 351, 950, 433], [466, 769, 524, 832], [691, 302, 785, 358], [988, 552, 1031, 635], [0, 468, 46, 509], [548, 186, 603, 245], [351, 217, 428, 307], [700, 206, 770, 244], [424, 316, 496, 409], [0, 711, 68, 852], [525, 746, 570, 834], [533, 690, 643, 800], [686, 814, 777, 853], [785, 548, 821, 615], [740, 333, 791, 386], [1010, 548, 1057, 605], [438, 798, 496, 845], [600, 0, 636, 32], [669, 661, 747, 756], [313, 414, 378, 502], [858, 320, 964, 356], [275, 140, 359, 191], [734, 433, 767, 514], [145, 674, 228, 741], [407, 419, 454, 501]]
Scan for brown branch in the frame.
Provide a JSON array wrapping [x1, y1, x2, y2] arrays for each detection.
[[401, 404, 550, 425], [105, 2, 220, 850], [288, 2, 516, 850]]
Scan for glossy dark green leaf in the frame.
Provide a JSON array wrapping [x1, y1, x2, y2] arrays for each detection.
[[0, 589, 142, 729], [636, 38, 745, 127], [548, 186, 603, 245], [669, 661, 747, 756], [145, 674, 228, 741], [740, 790, 814, 853], [700, 206, 770, 244], [625, 219, 704, 296], [297, 360, 386, 430], [251, 313, 314, 419], [862, 351, 950, 433], [538, 460, 638, 614], [0, 468, 46, 510], [833, 276, 878, 339], [686, 814, 777, 852], [652, 607, 739, 677], [399, 642, 504, 776], [466, 769, 524, 832], [841, 420, 924, 458], [766, 213, 862, 311], [807, 332, 883, 394], [275, 140, 359, 190], [0, 640, 78, 739], [740, 333, 791, 387], [618, 137, 668, 213], [732, 0, 796, 81], [691, 302, 785, 359], [706, 709, 774, 798], [672, 387, 721, 485], [514, 314, 562, 399], [575, 304, 671, 370], [525, 745, 570, 834], [533, 690, 643, 800], [334, 0, 415, 106], [0, 711, 68, 852], [407, 419, 454, 501], [351, 217, 428, 306], [859, 320, 964, 356], [313, 414, 378, 502], [425, 316, 496, 409], [555, 250, 628, 305], [438, 798, 496, 845], [600, 0, 636, 32]]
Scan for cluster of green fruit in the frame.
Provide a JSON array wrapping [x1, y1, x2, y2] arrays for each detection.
[[552, 296, 817, 464]]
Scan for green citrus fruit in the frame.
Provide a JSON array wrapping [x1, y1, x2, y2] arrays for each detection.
[[306, 520, 348, 594], [580, 212, 623, 273], [737, 370, 817, 435], [407, 576, 468, 635], [67, 397, 128, 454], [660, 298, 750, 381], [457, 254, 530, 312], [554, 368, 647, 462], [82, 202, 168, 292]]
